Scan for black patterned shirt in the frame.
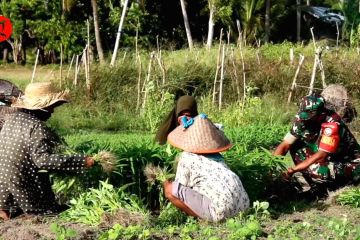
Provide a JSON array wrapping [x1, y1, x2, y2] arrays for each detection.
[[0, 111, 86, 214]]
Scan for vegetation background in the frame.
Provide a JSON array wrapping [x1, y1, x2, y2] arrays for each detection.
[[0, 0, 360, 239]]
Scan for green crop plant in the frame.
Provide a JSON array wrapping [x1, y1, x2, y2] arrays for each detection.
[[336, 187, 360, 208], [49, 223, 77, 240], [60, 180, 148, 225]]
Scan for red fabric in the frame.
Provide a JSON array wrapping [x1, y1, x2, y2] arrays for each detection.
[[319, 122, 340, 153]]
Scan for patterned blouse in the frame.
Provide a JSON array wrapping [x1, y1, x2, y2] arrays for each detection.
[[0, 111, 86, 214], [175, 152, 250, 222]]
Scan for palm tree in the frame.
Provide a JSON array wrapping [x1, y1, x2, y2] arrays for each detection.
[[90, 0, 105, 64], [239, 0, 265, 43]]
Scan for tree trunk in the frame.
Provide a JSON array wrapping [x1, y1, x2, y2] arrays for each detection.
[[2, 48, 8, 63], [90, 0, 105, 64], [297, 0, 301, 42], [110, 0, 130, 66], [264, 0, 270, 43], [179, 0, 193, 50], [206, 4, 215, 49]]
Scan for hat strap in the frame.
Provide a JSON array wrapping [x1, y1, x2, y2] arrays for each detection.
[[181, 116, 194, 129]]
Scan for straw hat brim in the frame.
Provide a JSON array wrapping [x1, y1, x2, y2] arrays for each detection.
[[167, 115, 232, 154], [11, 90, 69, 110], [168, 138, 232, 154]]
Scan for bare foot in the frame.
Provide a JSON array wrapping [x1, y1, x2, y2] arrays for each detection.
[[0, 210, 10, 221]]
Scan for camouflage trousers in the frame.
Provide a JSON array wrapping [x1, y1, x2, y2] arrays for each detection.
[[291, 146, 360, 182]]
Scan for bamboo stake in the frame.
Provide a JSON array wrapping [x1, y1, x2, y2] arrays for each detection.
[[135, 21, 139, 64], [310, 27, 316, 50], [239, 35, 246, 101], [219, 44, 226, 110], [287, 55, 305, 104], [255, 39, 261, 65], [110, 0, 130, 66], [236, 19, 242, 47], [156, 50, 166, 86], [357, 47, 360, 55], [66, 55, 75, 79], [84, 49, 90, 93], [309, 53, 318, 95], [31, 49, 40, 83], [336, 22, 340, 49], [74, 55, 79, 86], [142, 52, 155, 110], [212, 28, 223, 106], [231, 49, 241, 102], [60, 44, 63, 87], [122, 51, 127, 63], [136, 55, 142, 111], [87, 20, 91, 92], [290, 48, 294, 65]]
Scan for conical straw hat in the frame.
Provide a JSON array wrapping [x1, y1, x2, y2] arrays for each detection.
[[12, 82, 69, 110], [167, 114, 232, 154]]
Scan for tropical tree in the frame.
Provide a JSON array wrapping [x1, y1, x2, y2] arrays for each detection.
[[234, 0, 265, 43], [179, 0, 193, 50], [91, 0, 105, 64], [206, 0, 233, 48]]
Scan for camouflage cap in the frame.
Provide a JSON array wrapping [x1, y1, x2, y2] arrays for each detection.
[[297, 94, 325, 120]]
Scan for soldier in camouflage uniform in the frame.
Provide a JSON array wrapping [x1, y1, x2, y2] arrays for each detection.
[[274, 84, 360, 185]]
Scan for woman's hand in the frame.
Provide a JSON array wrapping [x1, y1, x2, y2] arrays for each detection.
[[85, 156, 95, 168]]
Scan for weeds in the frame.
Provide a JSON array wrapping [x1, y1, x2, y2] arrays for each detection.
[[336, 187, 360, 207]]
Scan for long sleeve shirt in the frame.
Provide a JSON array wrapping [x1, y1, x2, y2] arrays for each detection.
[[0, 111, 86, 214]]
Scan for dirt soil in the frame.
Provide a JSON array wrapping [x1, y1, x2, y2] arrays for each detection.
[[0, 209, 147, 240]]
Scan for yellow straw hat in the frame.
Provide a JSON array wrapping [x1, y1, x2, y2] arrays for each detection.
[[12, 82, 70, 110], [167, 114, 232, 154]]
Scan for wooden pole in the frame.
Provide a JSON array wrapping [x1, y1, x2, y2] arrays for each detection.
[[309, 53, 318, 95], [136, 55, 142, 111], [74, 55, 79, 86], [31, 49, 40, 83], [60, 44, 63, 87], [212, 28, 223, 106], [110, 0, 130, 66], [336, 22, 340, 49], [142, 52, 155, 110], [239, 39, 246, 101], [310, 27, 316, 50], [66, 55, 75, 79], [231, 49, 241, 102], [219, 44, 226, 110], [87, 20, 91, 92], [287, 55, 305, 104], [290, 48, 294, 65]]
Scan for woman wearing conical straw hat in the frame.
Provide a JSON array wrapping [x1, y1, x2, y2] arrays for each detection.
[[155, 95, 198, 145], [0, 82, 95, 221], [164, 113, 250, 222]]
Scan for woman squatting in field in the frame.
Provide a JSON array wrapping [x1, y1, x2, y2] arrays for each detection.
[[0, 82, 95, 220], [163, 113, 250, 222], [155, 95, 198, 145]]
